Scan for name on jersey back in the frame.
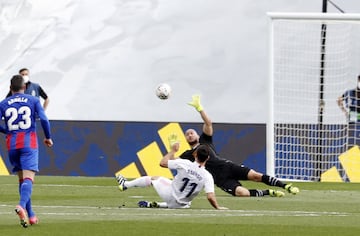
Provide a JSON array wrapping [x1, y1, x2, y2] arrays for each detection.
[[7, 97, 28, 105], [187, 169, 203, 181]]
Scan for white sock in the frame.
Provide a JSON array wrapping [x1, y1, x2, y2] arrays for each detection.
[[157, 202, 168, 208], [125, 176, 152, 188]]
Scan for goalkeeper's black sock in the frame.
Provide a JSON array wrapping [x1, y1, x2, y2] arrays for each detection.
[[261, 175, 286, 188], [249, 189, 268, 197]]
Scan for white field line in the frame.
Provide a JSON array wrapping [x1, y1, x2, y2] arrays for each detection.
[[1, 184, 116, 188], [1, 184, 358, 194], [0, 204, 351, 217]]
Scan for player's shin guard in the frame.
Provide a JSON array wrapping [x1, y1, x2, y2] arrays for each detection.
[[249, 189, 265, 197], [19, 178, 33, 209], [18, 178, 23, 194], [261, 175, 286, 188]]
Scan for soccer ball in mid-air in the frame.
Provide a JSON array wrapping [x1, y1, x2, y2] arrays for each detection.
[[155, 83, 172, 100]]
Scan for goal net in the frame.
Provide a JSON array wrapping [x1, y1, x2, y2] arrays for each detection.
[[267, 12, 360, 182]]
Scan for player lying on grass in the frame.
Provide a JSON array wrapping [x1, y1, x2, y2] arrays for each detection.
[[176, 95, 299, 198], [116, 142, 227, 209]]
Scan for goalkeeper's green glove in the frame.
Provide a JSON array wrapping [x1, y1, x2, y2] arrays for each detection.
[[187, 95, 203, 112], [168, 133, 178, 148]]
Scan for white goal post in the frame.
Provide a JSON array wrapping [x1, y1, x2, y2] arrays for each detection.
[[267, 12, 360, 182]]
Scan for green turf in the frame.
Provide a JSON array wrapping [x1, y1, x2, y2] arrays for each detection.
[[1, 175, 360, 236]]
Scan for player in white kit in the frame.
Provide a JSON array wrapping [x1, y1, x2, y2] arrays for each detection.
[[115, 136, 227, 210]]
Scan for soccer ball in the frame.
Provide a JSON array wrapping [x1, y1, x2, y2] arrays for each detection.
[[155, 83, 171, 100]]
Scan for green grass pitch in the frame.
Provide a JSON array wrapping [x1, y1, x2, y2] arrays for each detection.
[[1, 175, 360, 236]]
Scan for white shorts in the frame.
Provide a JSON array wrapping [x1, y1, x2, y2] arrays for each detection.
[[152, 177, 190, 209]]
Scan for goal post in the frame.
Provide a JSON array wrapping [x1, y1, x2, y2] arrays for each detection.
[[267, 12, 360, 182]]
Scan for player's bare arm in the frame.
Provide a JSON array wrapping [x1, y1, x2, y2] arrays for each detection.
[[337, 96, 347, 115], [160, 149, 176, 168], [206, 192, 228, 210], [200, 110, 213, 136], [160, 134, 179, 167], [43, 98, 50, 111]]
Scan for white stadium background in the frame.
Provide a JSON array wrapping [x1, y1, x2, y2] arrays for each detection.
[[0, 0, 359, 123]]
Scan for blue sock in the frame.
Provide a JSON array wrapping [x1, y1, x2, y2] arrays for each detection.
[[26, 199, 35, 218], [19, 178, 33, 209], [18, 180, 22, 194]]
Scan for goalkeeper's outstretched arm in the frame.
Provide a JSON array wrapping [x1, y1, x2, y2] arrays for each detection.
[[199, 109, 213, 136], [188, 95, 213, 136]]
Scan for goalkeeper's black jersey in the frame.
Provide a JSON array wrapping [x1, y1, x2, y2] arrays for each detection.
[[179, 133, 230, 184]]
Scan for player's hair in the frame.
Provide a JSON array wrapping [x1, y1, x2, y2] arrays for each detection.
[[196, 144, 210, 163], [19, 68, 29, 74], [10, 75, 25, 92]]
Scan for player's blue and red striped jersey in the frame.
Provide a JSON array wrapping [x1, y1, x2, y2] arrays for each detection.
[[0, 92, 51, 150]]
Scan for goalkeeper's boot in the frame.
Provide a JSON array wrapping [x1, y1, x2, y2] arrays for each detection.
[[15, 205, 28, 228], [269, 189, 285, 197], [285, 183, 300, 195], [115, 174, 127, 191], [138, 201, 159, 208], [29, 216, 39, 225]]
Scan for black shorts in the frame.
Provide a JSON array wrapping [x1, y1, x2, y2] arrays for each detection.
[[214, 162, 251, 196]]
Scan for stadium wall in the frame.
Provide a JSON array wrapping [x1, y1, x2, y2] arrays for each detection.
[[0, 121, 266, 178]]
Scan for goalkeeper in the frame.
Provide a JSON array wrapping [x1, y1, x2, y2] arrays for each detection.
[[174, 95, 300, 197]]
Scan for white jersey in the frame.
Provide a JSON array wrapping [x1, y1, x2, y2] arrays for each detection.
[[168, 158, 214, 205]]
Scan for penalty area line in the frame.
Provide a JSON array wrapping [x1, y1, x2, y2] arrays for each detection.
[[0, 204, 351, 217]]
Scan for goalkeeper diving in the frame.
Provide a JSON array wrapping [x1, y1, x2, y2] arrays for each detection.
[[116, 94, 299, 200], [174, 95, 299, 197]]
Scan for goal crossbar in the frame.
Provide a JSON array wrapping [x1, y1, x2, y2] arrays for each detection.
[[267, 12, 360, 21]]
